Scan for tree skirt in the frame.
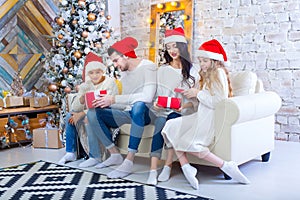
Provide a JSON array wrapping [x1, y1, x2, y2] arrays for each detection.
[[0, 161, 211, 200]]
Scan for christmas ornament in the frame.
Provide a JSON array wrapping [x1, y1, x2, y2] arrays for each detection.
[[58, 34, 64, 40], [66, 42, 72, 48], [95, 43, 102, 48], [82, 31, 88, 38], [56, 17, 64, 26], [72, 19, 78, 25], [88, 13, 96, 21], [48, 84, 58, 92], [64, 86, 71, 93], [88, 26, 95, 32], [62, 67, 69, 74], [106, 15, 111, 20], [89, 4, 96, 11], [74, 51, 82, 59], [78, 0, 86, 7]]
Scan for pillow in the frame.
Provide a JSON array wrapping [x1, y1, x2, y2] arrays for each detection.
[[230, 71, 257, 96]]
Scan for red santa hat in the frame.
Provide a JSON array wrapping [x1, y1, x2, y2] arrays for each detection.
[[164, 27, 187, 44], [82, 52, 106, 82], [196, 39, 230, 66], [110, 37, 138, 58]]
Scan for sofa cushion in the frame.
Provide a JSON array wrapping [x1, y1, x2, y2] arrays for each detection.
[[230, 71, 257, 96]]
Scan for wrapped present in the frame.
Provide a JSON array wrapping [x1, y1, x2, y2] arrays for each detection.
[[29, 96, 50, 108], [32, 128, 63, 148], [157, 96, 181, 109], [174, 88, 184, 93], [4, 96, 24, 108], [85, 90, 107, 109], [0, 98, 3, 108]]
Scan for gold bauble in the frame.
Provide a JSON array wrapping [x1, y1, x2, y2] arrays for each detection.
[[74, 51, 82, 59], [104, 31, 110, 39], [48, 84, 58, 92], [82, 31, 88, 38], [95, 43, 102, 48], [78, 0, 86, 7], [88, 13, 96, 21], [62, 67, 69, 74], [72, 20, 78, 25], [56, 17, 64, 26], [58, 34, 64, 40], [106, 15, 111, 20], [64, 86, 71, 94]]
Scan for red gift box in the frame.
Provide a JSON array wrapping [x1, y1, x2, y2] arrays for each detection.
[[157, 96, 181, 109], [85, 90, 107, 109]]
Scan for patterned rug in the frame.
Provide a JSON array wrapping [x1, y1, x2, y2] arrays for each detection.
[[0, 161, 211, 200]]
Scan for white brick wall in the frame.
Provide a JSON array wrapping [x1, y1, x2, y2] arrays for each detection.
[[119, 0, 300, 141]]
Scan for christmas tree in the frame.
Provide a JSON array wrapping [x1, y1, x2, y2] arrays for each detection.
[[10, 72, 25, 97], [44, 0, 117, 105]]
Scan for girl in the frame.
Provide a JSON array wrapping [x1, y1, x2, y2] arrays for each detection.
[[161, 39, 250, 189], [146, 27, 199, 185]]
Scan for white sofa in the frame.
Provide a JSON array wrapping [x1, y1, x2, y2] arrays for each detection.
[[116, 71, 282, 171]]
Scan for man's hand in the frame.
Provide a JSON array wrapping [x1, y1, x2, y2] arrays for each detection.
[[68, 112, 85, 125], [92, 95, 115, 108]]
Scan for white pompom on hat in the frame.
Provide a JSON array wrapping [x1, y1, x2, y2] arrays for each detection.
[[164, 27, 187, 44], [196, 39, 230, 66], [82, 52, 106, 82]]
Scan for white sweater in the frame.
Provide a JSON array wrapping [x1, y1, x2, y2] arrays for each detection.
[[113, 59, 157, 110]]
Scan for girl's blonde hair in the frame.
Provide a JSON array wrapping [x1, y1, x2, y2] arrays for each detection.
[[199, 60, 233, 97]]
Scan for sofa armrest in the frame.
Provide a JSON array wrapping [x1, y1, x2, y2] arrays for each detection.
[[215, 91, 282, 125]]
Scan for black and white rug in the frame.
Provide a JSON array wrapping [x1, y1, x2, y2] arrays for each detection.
[[0, 161, 211, 200]]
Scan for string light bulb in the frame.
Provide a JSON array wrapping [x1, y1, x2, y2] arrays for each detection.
[[171, 1, 180, 7], [147, 18, 154, 24], [157, 3, 165, 9], [180, 14, 190, 20]]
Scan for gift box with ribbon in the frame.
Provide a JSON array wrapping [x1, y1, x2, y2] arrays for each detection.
[[85, 90, 107, 109], [32, 128, 63, 148], [157, 96, 181, 109]]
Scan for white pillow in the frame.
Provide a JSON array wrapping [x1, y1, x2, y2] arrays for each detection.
[[230, 71, 257, 96]]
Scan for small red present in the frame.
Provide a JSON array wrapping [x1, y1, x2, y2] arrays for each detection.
[[85, 90, 107, 109], [157, 96, 181, 109]]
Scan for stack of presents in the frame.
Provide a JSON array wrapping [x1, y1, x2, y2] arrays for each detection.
[[0, 90, 62, 149]]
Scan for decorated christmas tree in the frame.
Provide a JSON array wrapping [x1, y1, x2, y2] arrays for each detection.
[[44, 0, 118, 133], [44, 0, 117, 106]]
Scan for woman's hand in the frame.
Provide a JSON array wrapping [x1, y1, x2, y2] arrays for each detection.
[[183, 88, 199, 99]]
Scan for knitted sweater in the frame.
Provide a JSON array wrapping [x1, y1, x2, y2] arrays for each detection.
[[112, 59, 157, 110], [151, 64, 199, 117], [71, 76, 119, 112]]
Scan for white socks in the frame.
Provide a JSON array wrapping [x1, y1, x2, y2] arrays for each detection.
[[147, 170, 158, 185], [182, 164, 199, 190], [78, 158, 99, 168], [95, 153, 123, 169], [107, 159, 133, 178], [58, 152, 76, 165], [158, 165, 171, 182], [221, 161, 250, 184]]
